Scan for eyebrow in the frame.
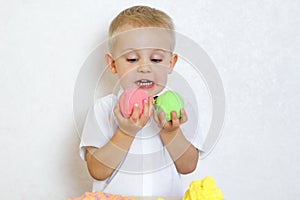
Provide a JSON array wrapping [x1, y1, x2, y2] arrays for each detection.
[[122, 48, 170, 54], [152, 49, 168, 54]]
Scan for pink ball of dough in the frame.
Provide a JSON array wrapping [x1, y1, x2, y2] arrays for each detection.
[[119, 88, 148, 118]]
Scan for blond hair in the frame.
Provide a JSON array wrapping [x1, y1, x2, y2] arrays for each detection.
[[108, 6, 176, 53], [109, 5, 174, 37]]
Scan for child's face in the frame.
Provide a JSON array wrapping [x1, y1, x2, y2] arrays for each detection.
[[106, 26, 177, 96], [114, 48, 176, 96]]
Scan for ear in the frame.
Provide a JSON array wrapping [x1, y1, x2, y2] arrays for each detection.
[[104, 53, 117, 74], [168, 53, 178, 74]]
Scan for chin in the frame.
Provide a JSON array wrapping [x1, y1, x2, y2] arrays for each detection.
[[145, 87, 163, 97]]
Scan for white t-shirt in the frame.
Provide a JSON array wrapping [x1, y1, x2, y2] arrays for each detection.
[[79, 92, 203, 197]]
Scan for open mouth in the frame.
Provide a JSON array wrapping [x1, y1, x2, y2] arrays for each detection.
[[135, 79, 155, 89]]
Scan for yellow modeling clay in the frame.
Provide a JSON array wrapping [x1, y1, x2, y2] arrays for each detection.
[[183, 177, 224, 200]]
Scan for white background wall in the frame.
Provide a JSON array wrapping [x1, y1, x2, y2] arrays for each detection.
[[1, 0, 299, 199]]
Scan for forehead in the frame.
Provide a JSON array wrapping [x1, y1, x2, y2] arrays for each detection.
[[110, 27, 174, 58]]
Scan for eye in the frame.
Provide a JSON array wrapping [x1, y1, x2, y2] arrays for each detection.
[[151, 59, 163, 63], [126, 58, 138, 63], [151, 52, 164, 63]]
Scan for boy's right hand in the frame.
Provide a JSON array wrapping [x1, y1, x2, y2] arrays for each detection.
[[113, 97, 153, 136]]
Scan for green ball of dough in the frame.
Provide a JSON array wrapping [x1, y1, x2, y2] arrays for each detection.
[[155, 91, 184, 121]]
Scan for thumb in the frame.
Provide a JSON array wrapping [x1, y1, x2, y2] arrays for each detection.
[[113, 103, 124, 120], [153, 109, 160, 124]]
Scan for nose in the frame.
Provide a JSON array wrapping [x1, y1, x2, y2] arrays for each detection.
[[137, 64, 152, 73]]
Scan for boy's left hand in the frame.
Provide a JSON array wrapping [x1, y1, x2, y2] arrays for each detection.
[[153, 109, 187, 133]]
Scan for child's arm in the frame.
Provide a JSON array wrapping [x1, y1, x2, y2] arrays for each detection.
[[85, 127, 134, 181], [154, 109, 199, 174], [85, 99, 153, 180]]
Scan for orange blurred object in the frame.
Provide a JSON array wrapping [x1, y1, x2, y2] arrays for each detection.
[[67, 192, 136, 200]]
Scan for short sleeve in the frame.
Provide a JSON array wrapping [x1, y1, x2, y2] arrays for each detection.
[[180, 101, 204, 153], [79, 94, 118, 161]]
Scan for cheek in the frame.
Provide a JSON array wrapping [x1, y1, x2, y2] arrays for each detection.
[[153, 71, 169, 86], [116, 68, 136, 86], [153, 65, 170, 75], [117, 67, 135, 78], [115, 62, 129, 77]]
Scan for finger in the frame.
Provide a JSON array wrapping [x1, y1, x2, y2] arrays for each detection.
[[153, 110, 160, 124], [139, 99, 150, 123], [180, 109, 188, 124], [159, 111, 168, 128], [130, 103, 139, 121], [143, 99, 149, 116], [171, 111, 180, 127], [113, 104, 123, 119], [148, 96, 154, 116]]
